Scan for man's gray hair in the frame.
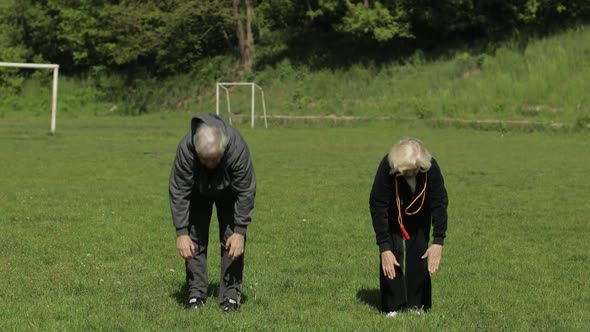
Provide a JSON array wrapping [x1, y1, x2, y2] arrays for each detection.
[[193, 124, 228, 157], [388, 138, 432, 174]]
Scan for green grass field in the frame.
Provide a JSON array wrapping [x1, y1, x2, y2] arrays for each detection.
[[0, 116, 589, 331]]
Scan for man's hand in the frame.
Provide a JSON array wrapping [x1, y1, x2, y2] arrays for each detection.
[[381, 250, 401, 280], [176, 235, 196, 259], [225, 233, 245, 261], [421, 244, 443, 273]]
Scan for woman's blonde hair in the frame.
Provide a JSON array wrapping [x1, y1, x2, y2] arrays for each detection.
[[388, 138, 432, 174]]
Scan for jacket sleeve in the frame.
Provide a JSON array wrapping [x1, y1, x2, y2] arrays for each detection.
[[428, 158, 448, 245], [169, 131, 194, 236], [228, 134, 256, 235], [369, 156, 394, 253]]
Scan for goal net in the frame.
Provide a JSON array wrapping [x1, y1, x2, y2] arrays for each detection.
[[0, 62, 60, 134], [215, 82, 268, 128]]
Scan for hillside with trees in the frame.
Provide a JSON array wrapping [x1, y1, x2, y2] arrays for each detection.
[[1, 1, 589, 126], [2, 1, 588, 76]]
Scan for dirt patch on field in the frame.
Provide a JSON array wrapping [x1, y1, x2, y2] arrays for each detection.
[[227, 113, 587, 129]]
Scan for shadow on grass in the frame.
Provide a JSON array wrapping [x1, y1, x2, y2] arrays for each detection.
[[356, 288, 381, 311], [172, 282, 249, 307]]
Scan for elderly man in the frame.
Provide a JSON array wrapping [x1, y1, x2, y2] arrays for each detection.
[[169, 113, 256, 313], [369, 138, 448, 317]]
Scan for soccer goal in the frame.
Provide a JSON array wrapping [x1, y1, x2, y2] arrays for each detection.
[[215, 82, 268, 128], [0, 62, 60, 134]]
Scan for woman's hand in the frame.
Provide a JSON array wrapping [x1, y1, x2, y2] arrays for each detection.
[[421, 244, 443, 273], [381, 250, 401, 279]]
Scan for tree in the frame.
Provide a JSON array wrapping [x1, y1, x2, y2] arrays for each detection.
[[337, 0, 412, 42], [233, 0, 256, 75]]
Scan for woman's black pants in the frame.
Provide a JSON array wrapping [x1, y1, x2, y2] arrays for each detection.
[[379, 225, 432, 312]]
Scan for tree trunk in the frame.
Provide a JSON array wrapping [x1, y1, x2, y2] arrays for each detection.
[[304, 0, 314, 32], [244, 0, 255, 71], [233, 0, 255, 76], [221, 28, 232, 49]]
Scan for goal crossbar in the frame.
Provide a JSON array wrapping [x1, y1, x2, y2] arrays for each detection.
[[0, 62, 60, 134], [216, 82, 268, 128]]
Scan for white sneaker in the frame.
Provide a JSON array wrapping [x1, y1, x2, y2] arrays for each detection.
[[386, 311, 398, 318]]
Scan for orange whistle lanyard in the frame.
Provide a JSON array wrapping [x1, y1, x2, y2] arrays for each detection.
[[395, 172, 428, 240]]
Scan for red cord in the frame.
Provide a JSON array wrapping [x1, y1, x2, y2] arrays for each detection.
[[395, 172, 427, 240]]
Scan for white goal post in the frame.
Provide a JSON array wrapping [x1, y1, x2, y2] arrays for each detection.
[[0, 62, 59, 134], [216, 82, 268, 128]]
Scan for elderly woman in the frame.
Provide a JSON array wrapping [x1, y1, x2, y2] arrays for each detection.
[[369, 138, 448, 317]]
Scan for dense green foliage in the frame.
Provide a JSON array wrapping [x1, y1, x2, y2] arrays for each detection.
[[1, 0, 589, 76], [1, 116, 589, 330], [1, 25, 588, 129], [0, 0, 235, 76]]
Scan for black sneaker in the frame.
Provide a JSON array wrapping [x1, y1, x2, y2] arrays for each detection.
[[188, 297, 205, 309], [222, 298, 240, 313]]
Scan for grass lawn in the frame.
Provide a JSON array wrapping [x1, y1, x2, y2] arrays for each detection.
[[0, 115, 588, 331]]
